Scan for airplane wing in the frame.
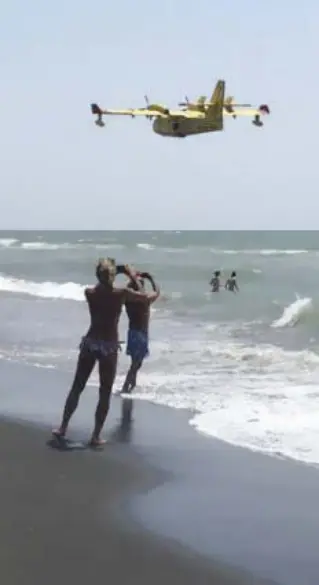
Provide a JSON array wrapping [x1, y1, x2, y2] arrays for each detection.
[[224, 104, 270, 117], [91, 103, 203, 125], [103, 107, 167, 117], [168, 109, 204, 119], [224, 104, 270, 127]]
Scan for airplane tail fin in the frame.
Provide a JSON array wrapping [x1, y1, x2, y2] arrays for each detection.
[[207, 80, 225, 126], [209, 80, 225, 106]]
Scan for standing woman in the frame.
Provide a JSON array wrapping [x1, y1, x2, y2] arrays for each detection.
[[53, 258, 158, 446]]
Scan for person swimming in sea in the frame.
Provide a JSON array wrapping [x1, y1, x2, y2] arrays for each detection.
[[121, 271, 160, 394], [53, 258, 159, 447], [210, 270, 221, 292], [225, 271, 239, 292]]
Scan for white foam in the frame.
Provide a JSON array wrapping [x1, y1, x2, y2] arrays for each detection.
[[2, 240, 125, 251], [136, 242, 155, 250], [110, 332, 319, 466], [210, 248, 309, 256], [94, 244, 125, 250], [0, 274, 85, 301], [0, 238, 18, 247], [190, 385, 319, 465], [22, 242, 62, 250], [271, 297, 312, 328], [259, 249, 307, 256]]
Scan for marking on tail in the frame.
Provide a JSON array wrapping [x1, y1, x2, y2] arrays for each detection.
[[207, 80, 225, 128]]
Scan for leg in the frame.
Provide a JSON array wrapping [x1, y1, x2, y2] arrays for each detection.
[[90, 352, 118, 445], [121, 358, 143, 394], [129, 358, 143, 390], [55, 349, 96, 436], [121, 330, 148, 394]]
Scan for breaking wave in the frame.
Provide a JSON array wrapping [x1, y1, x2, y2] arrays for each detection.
[[0, 274, 86, 301], [271, 297, 313, 328]]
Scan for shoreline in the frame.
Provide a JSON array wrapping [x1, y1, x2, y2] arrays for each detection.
[[1, 359, 319, 584]]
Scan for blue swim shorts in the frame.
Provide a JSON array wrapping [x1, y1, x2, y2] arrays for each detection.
[[126, 329, 149, 362]]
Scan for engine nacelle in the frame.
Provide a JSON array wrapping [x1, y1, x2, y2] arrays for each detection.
[[252, 114, 263, 127]]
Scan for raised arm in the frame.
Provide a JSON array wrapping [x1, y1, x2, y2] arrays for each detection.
[[140, 272, 160, 300], [124, 264, 145, 290], [124, 288, 159, 304], [122, 265, 160, 302]]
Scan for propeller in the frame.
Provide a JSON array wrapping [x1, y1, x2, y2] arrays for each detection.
[[144, 95, 153, 120], [178, 95, 210, 109], [178, 95, 191, 107]]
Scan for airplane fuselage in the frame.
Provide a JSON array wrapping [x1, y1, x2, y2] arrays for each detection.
[[152, 116, 223, 138]]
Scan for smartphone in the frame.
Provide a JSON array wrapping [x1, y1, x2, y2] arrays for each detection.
[[116, 265, 126, 275]]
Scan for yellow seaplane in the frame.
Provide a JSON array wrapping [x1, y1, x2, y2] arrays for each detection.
[[90, 80, 270, 139]]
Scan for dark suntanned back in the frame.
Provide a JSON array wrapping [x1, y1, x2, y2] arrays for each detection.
[[85, 285, 125, 341]]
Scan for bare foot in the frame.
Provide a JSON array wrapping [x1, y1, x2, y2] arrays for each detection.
[[88, 437, 106, 448], [52, 428, 66, 439]]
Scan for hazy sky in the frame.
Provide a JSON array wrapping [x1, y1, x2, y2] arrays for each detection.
[[1, 0, 318, 230]]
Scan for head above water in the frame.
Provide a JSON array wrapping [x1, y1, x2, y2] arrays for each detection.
[[231, 271, 236, 278], [214, 270, 221, 277], [96, 257, 117, 286]]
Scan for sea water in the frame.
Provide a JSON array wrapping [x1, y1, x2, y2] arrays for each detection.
[[1, 230, 319, 465]]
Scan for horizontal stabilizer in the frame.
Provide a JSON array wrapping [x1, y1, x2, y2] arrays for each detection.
[[91, 103, 103, 115]]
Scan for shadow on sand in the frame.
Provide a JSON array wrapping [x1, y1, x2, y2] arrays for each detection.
[[110, 397, 134, 444], [46, 397, 134, 451]]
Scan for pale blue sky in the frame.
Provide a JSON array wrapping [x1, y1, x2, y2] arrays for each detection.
[[0, 0, 318, 229]]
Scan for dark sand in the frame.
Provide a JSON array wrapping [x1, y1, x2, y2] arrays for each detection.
[[0, 417, 267, 585], [2, 360, 319, 585]]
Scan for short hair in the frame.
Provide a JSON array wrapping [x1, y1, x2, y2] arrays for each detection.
[[128, 277, 145, 291]]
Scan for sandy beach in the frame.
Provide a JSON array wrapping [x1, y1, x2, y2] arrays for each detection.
[[0, 415, 266, 585], [1, 359, 319, 585]]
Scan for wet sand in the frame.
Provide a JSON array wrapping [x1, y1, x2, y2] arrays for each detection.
[[1, 360, 319, 584], [0, 417, 264, 585]]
